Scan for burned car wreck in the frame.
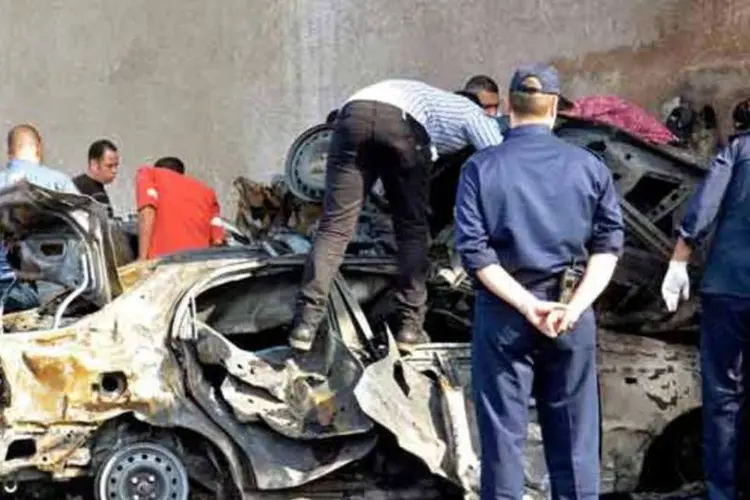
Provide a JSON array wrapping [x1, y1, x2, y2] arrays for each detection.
[[277, 116, 712, 494], [0, 182, 470, 499], [0, 111, 712, 499]]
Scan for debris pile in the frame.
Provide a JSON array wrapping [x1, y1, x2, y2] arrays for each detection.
[[245, 115, 712, 339]]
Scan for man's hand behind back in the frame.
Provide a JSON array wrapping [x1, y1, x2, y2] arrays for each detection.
[[544, 306, 583, 336], [520, 297, 568, 338]]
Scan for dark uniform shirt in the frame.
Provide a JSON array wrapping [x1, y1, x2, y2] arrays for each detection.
[[679, 132, 750, 297], [455, 124, 624, 295], [73, 174, 113, 216]]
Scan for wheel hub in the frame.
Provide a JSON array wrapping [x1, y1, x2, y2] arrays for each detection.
[[129, 471, 158, 497]]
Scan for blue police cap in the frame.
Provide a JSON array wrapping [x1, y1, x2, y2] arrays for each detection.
[[509, 63, 574, 110]]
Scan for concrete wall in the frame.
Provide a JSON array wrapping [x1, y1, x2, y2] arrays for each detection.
[[0, 0, 746, 215]]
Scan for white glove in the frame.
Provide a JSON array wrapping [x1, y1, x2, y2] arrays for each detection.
[[660, 260, 690, 312]]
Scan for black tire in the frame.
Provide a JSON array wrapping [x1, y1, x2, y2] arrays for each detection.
[[637, 410, 703, 492]]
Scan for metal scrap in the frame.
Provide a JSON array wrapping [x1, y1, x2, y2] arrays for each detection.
[[0, 112, 717, 499]]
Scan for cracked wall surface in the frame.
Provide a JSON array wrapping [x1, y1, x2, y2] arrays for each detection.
[[0, 0, 745, 213]]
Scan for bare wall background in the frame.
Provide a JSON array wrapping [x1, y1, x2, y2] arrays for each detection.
[[0, 0, 747, 215]]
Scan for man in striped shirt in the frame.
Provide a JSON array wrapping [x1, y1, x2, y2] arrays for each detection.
[[290, 79, 503, 352]]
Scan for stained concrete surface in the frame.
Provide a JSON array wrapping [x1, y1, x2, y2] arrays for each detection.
[[0, 0, 747, 214], [554, 0, 750, 143]]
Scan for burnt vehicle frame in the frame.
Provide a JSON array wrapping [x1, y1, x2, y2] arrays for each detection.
[[0, 182, 474, 499], [279, 115, 714, 492], [0, 110, 713, 499]]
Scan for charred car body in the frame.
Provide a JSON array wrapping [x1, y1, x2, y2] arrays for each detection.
[[0, 113, 711, 499]]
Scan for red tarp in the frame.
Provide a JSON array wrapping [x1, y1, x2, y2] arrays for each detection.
[[561, 95, 678, 145]]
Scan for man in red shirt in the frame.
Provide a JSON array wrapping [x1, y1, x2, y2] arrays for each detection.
[[136, 157, 225, 260]]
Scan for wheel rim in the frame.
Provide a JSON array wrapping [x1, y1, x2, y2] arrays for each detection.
[[284, 123, 333, 203], [97, 442, 189, 500]]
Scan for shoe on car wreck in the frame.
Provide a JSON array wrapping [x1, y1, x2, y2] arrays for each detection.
[[0, 108, 710, 499]]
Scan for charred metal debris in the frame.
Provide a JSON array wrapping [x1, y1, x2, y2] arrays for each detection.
[[0, 114, 715, 499]]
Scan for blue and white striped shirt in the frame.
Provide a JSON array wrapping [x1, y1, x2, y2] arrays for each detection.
[[346, 79, 503, 157]]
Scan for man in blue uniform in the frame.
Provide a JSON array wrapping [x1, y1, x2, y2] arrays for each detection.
[[455, 64, 624, 499], [660, 120, 750, 500]]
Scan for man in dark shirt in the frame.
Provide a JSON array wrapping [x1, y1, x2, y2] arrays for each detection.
[[455, 64, 624, 499], [73, 139, 119, 216], [660, 124, 750, 500]]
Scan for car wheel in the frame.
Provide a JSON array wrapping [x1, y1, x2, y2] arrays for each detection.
[[94, 441, 189, 500], [637, 410, 703, 492]]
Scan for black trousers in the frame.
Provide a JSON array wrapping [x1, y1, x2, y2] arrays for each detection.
[[295, 100, 433, 331]]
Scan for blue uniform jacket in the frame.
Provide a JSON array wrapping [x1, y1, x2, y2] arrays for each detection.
[[680, 132, 750, 297], [455, 124, 624, 296]]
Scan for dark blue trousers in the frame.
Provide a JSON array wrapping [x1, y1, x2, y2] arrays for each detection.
[[472, 290, 599, 500], [701, 293, 750, 500]]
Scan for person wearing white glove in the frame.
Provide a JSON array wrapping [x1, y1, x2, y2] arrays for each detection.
[[661, 131, 750, 500], [660, 259, 690, 312]]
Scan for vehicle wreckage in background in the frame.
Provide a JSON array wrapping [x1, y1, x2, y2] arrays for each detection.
[[0, 111, 712, 499], [275, 115, 714, 494]]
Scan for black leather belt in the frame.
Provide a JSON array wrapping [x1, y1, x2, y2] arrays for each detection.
[[514, 272, 560, 291]]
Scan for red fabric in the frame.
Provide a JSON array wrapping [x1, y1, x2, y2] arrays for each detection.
[[136, 166, 224, 259], [561, 95, 677, 145]]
